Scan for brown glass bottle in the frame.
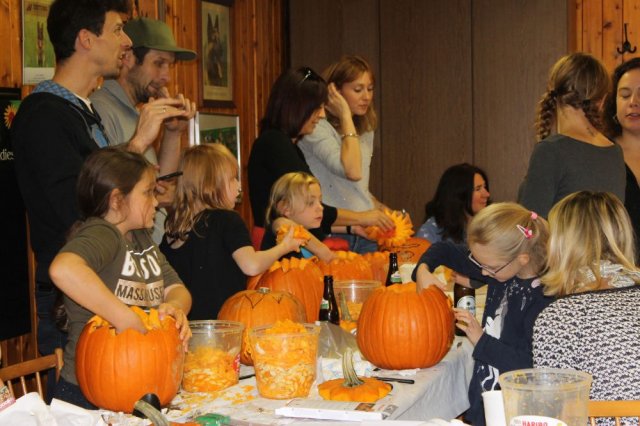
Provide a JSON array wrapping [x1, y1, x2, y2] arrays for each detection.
[[319, 275, 340, 325], [453, 283, 476, 336], [385, 252, 402, 286]]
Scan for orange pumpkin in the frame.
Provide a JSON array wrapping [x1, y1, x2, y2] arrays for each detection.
[[249, 257, 324, 322], [362, 251, 389, 283], [75, 306, 184, 413], [217, 288, 306, 365], [365, 209, 414, 248], [316, 251, 374, 281], [318, 348, 391, 402], [357, 282, 454, 370], [275, 224, 312, 245]]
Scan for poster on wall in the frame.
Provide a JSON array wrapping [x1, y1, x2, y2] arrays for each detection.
[[0, 88, 30, 340], [199, 0, 234, 107], [23, 0, 55, 85], [194, 112, 241, 180]]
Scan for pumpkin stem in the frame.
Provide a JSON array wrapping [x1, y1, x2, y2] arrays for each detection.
[[133, 400, 169, 426], [338, 291, 353, 322], [341, 348, 364, 388]]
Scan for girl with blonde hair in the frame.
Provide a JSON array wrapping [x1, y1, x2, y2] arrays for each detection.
[[161, 144, 304, 320], [519, 52, 625, 218], [534, 191, 640, 416], [262, 172, 336, 262], [412, 202, 551, 426]]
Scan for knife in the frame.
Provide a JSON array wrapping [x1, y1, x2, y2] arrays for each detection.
[[372, 376, 415, 384]]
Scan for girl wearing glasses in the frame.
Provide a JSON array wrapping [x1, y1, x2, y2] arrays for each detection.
[[412, 202, 551, 426]]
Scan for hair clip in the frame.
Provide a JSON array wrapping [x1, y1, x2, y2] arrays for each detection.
[[517, 224, 533, 239], [530, 211, 538, 220]]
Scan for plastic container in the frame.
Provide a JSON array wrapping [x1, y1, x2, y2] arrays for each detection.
[[334, 280, 381, 323], [249, 323, 320, 399], [499, 368, 592, 426], [182, 320, 244, 393]]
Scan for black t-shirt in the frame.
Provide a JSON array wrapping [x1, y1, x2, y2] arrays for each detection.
[[160, 209, 252, 320], [248, 128, 337, 231]]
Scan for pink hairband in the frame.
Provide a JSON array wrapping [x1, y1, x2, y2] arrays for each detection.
[[517, 211, 538, 239]]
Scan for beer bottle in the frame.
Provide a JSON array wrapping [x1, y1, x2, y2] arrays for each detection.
[[385, 252, 402, 286], [453, 283, 476, 336], [319, 275, 340, 325]]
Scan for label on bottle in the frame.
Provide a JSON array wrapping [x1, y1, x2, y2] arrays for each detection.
[[320, 299, 329, 310], [456, 295, 476, 317], [510, 415, 567, 426], [390, 271, 402, 283]]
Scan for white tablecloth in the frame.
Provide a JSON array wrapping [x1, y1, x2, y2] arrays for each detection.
[[158, 336, 474, 425]]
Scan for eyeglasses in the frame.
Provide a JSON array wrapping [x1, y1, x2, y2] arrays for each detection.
[[468, 252, 516, 277], [298, 67, 324, 85]]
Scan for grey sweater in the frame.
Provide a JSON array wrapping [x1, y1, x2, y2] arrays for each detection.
[[518, 134, 625, 217]]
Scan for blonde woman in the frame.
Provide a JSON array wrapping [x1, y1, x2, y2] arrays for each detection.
[[518, 53, 625, 218], [533, 191, 640, 418], [161, 144, 304, 320]]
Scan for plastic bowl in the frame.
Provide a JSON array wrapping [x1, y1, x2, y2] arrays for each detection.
[[249, 323, 320, 399], [182, 320, 244, 393], [334, 280, 381, 322]]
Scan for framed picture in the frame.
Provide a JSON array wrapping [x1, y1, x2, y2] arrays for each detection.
[[199, 0, 234, 108], [22, 0, 55, 84], [196, 112, 241, 178]]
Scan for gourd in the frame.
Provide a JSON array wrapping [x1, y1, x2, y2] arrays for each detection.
[[75, 306, 184, 413], [247, 257, 324, 322], [357, 282, 454, 370], [318, 348, 391, 402], [217, 288, 306, 365], [316, 251, 374, 281]]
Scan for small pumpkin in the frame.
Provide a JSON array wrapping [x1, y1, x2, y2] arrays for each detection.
[[365, 209, 414, 248], [362, 251, 389, 283], [357, 282, 454, 370], [75, 306, 184, 413], [318, 348, 391, 402], [316, 251, 374, 281], [217, 288, 306, 365], [248, 257, 324, 322]]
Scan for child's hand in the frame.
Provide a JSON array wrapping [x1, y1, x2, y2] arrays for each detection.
[[453, 308, 482, 345], [280, 226, 306, 253], [159, 302, 192, 351], [416, 263, 447, 291]]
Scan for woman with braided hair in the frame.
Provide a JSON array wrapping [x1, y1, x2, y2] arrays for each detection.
[[518, 52, 625, 218]]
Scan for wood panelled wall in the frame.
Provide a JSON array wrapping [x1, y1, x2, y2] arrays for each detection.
[[289, 0, 571, 223], [576, 0, 640, 72], [0, 0, 285, 365]]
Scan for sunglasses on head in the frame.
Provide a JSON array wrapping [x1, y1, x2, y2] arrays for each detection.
[[299, 67, 324, 85]]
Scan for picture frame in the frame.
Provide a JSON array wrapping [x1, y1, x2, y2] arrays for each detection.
[[195, 112, 241, 179], [22, 0, 55, 85], [199, 0, 234, 108]]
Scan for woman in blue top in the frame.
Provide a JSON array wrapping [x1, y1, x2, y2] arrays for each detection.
[[417, 163, 490, 244]]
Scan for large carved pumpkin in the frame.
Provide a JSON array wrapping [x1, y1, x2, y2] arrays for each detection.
[[75, 306, 184, 413], [357, 282, 453, 370], [316, 251, 374, 281], [362, 251, 389, 283], [217, 288, 306, 365], [249, 257, 324, 322], [395, 237, 431, 264]]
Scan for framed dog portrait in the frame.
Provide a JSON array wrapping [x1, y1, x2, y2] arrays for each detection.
[[199, 0, 234, 108]]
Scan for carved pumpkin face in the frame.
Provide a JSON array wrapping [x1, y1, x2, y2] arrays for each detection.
[[217, 288, 306, 365], [75, 306, 184, 413], [356, 282, 454, 370]]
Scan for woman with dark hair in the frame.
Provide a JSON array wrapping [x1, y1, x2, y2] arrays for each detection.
[[248, 67, 392, 247], [518, 52, 625, 218], [417, 163, 490, 244], [603, 57, 640, 253]]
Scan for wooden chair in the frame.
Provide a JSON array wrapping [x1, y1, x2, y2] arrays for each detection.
[[0, 348, 63, 400], [588, 400, 640, 425]]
